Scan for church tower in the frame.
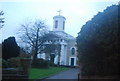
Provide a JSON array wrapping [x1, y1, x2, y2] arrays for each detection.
[[53, 10, 66, 31], [40, 10, 77, 66]]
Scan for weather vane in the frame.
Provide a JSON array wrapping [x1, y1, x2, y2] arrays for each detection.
[[57, 10, 62, 15]]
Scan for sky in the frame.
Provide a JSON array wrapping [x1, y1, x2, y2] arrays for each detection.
[[0, 0, 119, 44]]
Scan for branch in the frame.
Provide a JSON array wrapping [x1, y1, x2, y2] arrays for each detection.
[[0, 11, 4, 16], [21, 24, 35, 46]]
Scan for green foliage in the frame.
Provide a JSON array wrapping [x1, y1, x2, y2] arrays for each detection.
[[7, 57, 21, 68], [2, 37, 20, 60], [2, 59, 9, 68], [48, 60, 56, 66], [2, 57, 24, 69], [77, 4, 119, 76], [32, 59, 49, 68], [29, 67, 69, 79]]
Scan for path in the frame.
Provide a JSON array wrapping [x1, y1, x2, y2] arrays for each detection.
[[42, 68, 79, 81]]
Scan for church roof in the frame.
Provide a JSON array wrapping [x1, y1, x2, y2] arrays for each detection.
[[50, 31, 75, 40], [53, 15, 66, 20]]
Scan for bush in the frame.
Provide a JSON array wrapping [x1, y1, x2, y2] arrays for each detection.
[[32, 59, 49, 68], [2, 58, 21, 68], [7, 57, 21, 68], [48, 61, 56, 66], [2, 59, 9, 68]]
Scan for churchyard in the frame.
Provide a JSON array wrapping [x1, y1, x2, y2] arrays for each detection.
[[29, 67, 69, 80], [1, 2, 119, 81]]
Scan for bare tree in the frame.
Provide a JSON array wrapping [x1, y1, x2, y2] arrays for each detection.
[[19, 19, 49, 61], [0, 11, 5, 29]]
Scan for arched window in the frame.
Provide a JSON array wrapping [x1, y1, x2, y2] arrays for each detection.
[[71, 48, 75, 55], [55, 20, 58, 28], [63, 21, 65, 30]]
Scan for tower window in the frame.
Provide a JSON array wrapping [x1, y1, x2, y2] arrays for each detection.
[[55, 20, 58, 28], [63, 21, 65, 30], [71, 48, 75, 55]]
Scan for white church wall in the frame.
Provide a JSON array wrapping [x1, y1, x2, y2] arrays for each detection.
[[66, 39, 77, 66], [37, 53, 46, 59], [60, 44, 65, 65], [54, 55, 58, 64], [53, 16, 66, 31], [64, 45, 67, 65]]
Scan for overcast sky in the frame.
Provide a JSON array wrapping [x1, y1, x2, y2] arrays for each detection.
[[0, 0, 118, 43]]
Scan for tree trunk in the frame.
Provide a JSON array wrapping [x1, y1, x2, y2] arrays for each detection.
[[32, 46, 38, 65]]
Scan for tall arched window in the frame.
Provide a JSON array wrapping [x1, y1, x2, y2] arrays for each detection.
[[71, 48, 75, 55], [55, 20, 58, 28], [63, 21, 65, 30]]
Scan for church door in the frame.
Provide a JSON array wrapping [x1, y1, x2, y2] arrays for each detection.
[[71, 58, 74, 66], [50, 53, 55, 63]]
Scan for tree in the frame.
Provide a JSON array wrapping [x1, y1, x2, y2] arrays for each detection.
[[42, 33, 61, 65], [2, 37, 20, 60], [19, 19, 50, 62], [77, 4, 119, 76], [0, 11, 5, 29], [44, 43, 61, 64]]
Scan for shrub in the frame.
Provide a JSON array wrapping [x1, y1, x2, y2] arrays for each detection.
[[2, 59, 9, 68], [32, 59, 49, 68], [48, 61, 56, 66], [7, 57, 21, 68]]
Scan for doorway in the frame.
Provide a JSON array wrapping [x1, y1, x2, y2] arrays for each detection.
[[70, 58, 74, 66]]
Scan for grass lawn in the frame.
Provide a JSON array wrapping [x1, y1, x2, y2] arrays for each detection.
[[29, 66, 69, 80]]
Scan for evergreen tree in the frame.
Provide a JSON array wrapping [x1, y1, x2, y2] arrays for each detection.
[[2, 37, 20, 60], [77, 4, 119, 76]]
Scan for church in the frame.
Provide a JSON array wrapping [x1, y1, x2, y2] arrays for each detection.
[[38, 12, 77, 66]]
